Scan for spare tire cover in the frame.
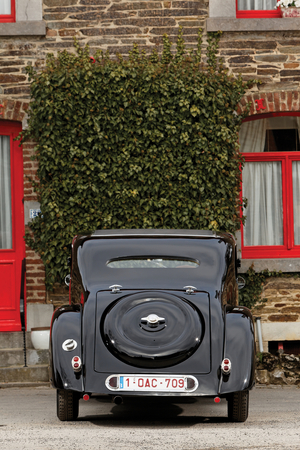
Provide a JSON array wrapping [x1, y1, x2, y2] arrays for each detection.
[[102, 291, 203, 368]]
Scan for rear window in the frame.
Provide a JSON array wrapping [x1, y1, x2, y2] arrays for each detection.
[[107, 257, 200, 269]]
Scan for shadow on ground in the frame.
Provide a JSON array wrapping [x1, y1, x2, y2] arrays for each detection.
[[78, 395, 229, 426]]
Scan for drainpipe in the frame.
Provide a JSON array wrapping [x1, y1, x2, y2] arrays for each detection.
[[255, 317, 264, 353]]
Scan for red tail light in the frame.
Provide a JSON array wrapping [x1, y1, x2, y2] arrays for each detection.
[[221, 357, 231, 375], [71, 356, 82, 373]]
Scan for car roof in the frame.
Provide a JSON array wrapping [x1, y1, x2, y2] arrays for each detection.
[[89, 229, 226, 238]]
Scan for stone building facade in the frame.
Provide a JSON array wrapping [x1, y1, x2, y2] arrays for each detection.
[[1, 0, 300, 355]]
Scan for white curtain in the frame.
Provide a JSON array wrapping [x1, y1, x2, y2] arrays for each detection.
[[239, 119, 267, 153], [243, 161, 283, 246], [0, 136, 12, 249], [0, 0, 11, 14], [238, 0, 277, 9]]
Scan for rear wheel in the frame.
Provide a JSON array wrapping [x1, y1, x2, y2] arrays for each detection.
[[227, 390, 249, 422], [57, 389, 79, 421]]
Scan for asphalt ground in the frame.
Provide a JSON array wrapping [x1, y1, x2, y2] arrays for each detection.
[[0, 385, 299, 450]]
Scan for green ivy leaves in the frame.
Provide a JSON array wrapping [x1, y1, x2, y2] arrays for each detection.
[[22, 29, 255, 290]]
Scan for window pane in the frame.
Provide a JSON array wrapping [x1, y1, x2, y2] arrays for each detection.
[[240, 117, 300, 153], [238, 0, 277, 10], [107, 257, 199, 268], [0, 136, 12, 249], [293, 161, 300, 245], [243, 161, 283, 246], [0, 1, 11, 15], [265, 129, 299, 152]]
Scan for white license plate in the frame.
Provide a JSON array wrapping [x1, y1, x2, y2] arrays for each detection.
[[115, 375, 197, 392]]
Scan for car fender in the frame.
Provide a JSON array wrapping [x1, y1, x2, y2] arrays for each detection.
[[49, 305, 83, 392], [220, 306, 256, 394]]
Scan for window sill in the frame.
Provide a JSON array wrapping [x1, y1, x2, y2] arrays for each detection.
[[0, 21, 45, 36], [240, 258, 300, 273], [207, 17, 300, 32]]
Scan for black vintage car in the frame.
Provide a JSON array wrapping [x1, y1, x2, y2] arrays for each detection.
[[50, 229, 255, 422]]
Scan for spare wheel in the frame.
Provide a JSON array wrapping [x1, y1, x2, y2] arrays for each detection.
[[101, 291, 204, 368]]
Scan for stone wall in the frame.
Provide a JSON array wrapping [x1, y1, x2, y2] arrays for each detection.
[[252, 277, 300, 353], [218, 31, 300, 92], [256, 353, 300, 386], [256, 277, 300, 324], [0, 2, 299, 101], [1, 0, 300, 312]]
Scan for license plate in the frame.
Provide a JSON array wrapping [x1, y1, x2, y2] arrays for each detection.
[[105, 375, 198, 392]]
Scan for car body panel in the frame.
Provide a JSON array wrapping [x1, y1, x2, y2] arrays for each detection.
[[220, 306, 256, 394], [50, 305, 83, 392], [50, 229, 255, 402]]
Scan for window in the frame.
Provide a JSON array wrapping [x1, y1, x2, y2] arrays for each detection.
[[240, 113, 300, 258], [0, 0, 45, 35], [0, 0, 15, 23], [236, 0, 280, 18], [0, 135, 12, 248], [107, 257, 200, 269], [207, 0, 297, 33]]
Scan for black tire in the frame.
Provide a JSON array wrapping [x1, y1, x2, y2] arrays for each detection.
[[57, 389, 79, 421], [227, 390, 249, 423]]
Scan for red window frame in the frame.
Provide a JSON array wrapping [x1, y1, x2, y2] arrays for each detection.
[[0, 120, 25, 331], [236, 0, 281, 18], [0, 0, 15, 23], [241, 112, 300, 259]]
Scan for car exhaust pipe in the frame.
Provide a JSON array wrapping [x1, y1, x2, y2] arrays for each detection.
[[113, 396, 123, 405]]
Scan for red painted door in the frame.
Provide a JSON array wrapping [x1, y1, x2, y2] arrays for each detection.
[[0, 121, 25, 331]]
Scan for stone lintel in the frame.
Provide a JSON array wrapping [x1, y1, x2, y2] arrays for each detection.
[[258, 322, 300, 342], [207, 18, 300, 32], [0, 21, 46, 36]]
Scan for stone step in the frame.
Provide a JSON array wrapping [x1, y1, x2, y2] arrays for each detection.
[[0, 365, 49, 383], [0, 348, 49, 367], [0, 332, 32, 349]]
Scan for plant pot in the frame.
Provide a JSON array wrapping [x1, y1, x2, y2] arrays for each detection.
[[280, 6, 300, 17], [31, 327, 50, 350]]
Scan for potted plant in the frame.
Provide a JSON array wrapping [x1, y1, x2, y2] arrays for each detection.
[[276, 0, 300, 16]]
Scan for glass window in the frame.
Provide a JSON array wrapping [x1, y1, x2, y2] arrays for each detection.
[[0, 0, 15, 22], [237, 0, 277, 9], [243, 161, 283, 246], [0, 0, 11, 15], [236, 0, 280, 17], [240, 114, 300, 258], [107, 257, 200, 269], [0, 135, 12, 249]]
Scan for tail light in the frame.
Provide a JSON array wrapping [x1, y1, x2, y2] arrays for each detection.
[[71, 356, 82, 373], [221, 357, 231, 375]]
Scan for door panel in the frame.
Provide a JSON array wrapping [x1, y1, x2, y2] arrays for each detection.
[[0, 121, 24, 332]]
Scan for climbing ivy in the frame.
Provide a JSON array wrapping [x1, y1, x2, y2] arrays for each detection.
[[238, 266, 271, 310], [21, 29, 256, 290], [238, 266, 300, 310]]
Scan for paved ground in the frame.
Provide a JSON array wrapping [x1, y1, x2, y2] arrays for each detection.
[[0, 385, 299, 450]]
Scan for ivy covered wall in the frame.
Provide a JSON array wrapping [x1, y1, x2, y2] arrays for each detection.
[[22, 30, 254, 290]]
